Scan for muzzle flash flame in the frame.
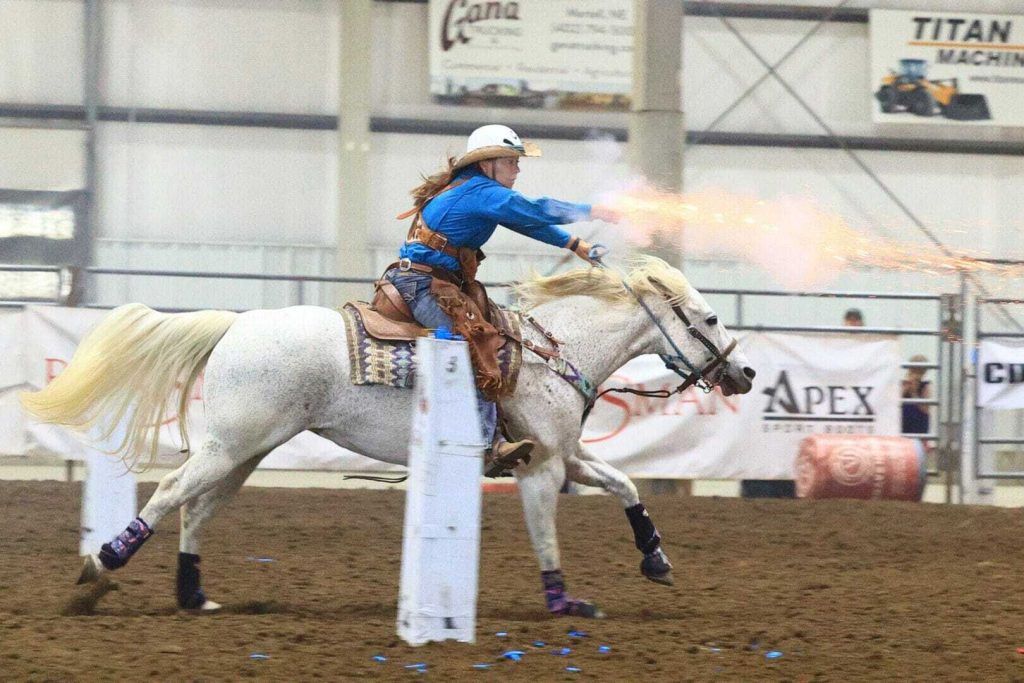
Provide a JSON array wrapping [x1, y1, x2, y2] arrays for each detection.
[[601, 186, 1021, 289]]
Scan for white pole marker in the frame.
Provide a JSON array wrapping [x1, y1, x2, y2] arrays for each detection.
[[397, 336, 485, 646], [80, 420, 137, 557]]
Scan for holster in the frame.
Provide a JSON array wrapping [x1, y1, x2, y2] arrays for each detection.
[[371, 278, 415, 324]]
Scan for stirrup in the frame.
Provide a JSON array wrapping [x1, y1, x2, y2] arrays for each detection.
[[484, 440, 534, 478]]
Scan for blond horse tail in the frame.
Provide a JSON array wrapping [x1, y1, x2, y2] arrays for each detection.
[[20, 303, 238, 471]]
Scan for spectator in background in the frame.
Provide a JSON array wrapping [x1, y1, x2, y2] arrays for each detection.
[[843, 308, 864, 327], [901, 354, 931, 436]]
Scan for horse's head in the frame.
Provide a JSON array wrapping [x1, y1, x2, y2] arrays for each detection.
[[630, 259, 755, 397], [511, 257, 756, 396]]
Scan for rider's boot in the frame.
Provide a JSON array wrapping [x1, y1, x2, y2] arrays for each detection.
[[484, 439, 534, 478]]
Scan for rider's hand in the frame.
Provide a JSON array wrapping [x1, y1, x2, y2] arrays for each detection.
[[573, 238, 596, 264], [590, 204, 621, 224]]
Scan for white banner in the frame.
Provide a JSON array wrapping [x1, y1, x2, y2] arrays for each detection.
[[429, 0, 632, 110], [582, 333, 902, 479], [4, 308, 902, 480], [10, 306, 398, 472], [870, 9, 1024, 127], [977, 339, 1024, 409]]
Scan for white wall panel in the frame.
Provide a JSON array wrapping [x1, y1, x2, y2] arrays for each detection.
[[95, 122, 337, 243], [101, 0, 339, 112], [0, 0, 83, 105], [0, 127, 85, 190]]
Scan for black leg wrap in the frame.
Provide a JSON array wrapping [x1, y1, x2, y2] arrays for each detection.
[[177, 552, 206, 609], [98, 544, 126, 570], [97, 517, 153, 571], [625, 503, 661, 554]]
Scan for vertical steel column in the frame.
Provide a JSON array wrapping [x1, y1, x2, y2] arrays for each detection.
[[958, 275, 992, 504], [629, 0, 684, 268], [336, 0, 373, 305], [938, 294, 949, 502], [79, 0, 101, 305]]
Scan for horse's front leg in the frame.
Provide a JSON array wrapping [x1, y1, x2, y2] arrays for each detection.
[[566, 443, 674, 586], [514, 451, 605, 618]]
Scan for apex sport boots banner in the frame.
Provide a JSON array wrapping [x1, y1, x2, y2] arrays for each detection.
[[870, 9, 1024, 126], [582, 333, 902, 479]]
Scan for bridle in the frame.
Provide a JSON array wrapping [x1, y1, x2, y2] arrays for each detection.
[[641, 277, 737, 394], [581, 250, 738, 422]]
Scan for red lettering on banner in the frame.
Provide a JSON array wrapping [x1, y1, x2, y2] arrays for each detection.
[[44, 358, 68, 383], [581, 373, 632, 444], [583, 375, 742, 443], [160, 373, 205, 426]]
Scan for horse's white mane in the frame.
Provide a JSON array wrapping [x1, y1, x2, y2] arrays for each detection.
[[512, 255, 691, 310]]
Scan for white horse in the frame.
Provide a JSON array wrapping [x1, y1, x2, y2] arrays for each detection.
[[21, 257, 755, 617]]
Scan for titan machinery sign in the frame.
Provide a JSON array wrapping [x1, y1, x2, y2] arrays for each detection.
[[870, 9, 1024, 126]]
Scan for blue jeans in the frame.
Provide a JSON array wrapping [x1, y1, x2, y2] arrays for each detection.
[[386, 269, 498, 444]]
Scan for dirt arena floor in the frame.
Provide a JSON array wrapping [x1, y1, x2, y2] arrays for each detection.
[[2, 481, 1024, 681]]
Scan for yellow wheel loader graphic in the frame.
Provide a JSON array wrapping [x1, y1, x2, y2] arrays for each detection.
[[875, 59, 991, 121]]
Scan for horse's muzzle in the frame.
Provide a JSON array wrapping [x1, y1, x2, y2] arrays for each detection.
[[719, 365, 755, 396]]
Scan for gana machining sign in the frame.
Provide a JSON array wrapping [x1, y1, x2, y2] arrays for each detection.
[[977, 339, 1024, 409], [429, 0, 633, 110], [870, 9, 1024, 126]]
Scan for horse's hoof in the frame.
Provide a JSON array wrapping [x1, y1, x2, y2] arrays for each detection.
[[561, 599, 605, 619], [76, 555, 102, 585], [645, 570, 674, 587], [179, 589, 221, 614], [641, 547, 674, 586], [181, 597, 222, 614], [199, 598, 222, 612]]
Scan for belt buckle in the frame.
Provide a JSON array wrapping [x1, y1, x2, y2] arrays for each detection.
[[398, 258, 412, 272]]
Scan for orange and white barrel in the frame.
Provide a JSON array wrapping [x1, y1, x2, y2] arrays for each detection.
[[795, 435, 925, 501]]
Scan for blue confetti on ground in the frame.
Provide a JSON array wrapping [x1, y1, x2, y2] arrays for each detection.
[[404, 662, 427, 670], [501, 650, 525, 661], [551, 647, 572, 656], [531, 640, 546, 648], [598, 645, 611, 653], [766, 651, 783, 660], [566, 666, 582, 673], [246, 557, 275, 563], [248, 653, 271, 660], [568, 630, 589, 638], [473, 663, 492, 670], [495, 631, 508, 638], [372, 655, 387, 663]]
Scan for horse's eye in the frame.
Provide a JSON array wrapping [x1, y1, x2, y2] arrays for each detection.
[[706, 315, 718, 326]]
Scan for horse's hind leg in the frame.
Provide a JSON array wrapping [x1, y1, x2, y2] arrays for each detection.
[[83, 436, 247, 576], [565, 443, 674, 586], [176, 457, 262, 611]]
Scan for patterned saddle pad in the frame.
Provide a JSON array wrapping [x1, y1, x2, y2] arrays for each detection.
[[339, 303, 523, 392]]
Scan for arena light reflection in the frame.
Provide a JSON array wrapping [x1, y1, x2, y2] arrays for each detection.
[[601, 185, 1022, 289]]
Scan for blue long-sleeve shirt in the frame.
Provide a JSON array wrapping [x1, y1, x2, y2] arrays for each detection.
[[398, 167, 592, 273]]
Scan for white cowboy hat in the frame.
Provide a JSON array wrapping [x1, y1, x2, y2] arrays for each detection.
[[453, 124, 542, 170]]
